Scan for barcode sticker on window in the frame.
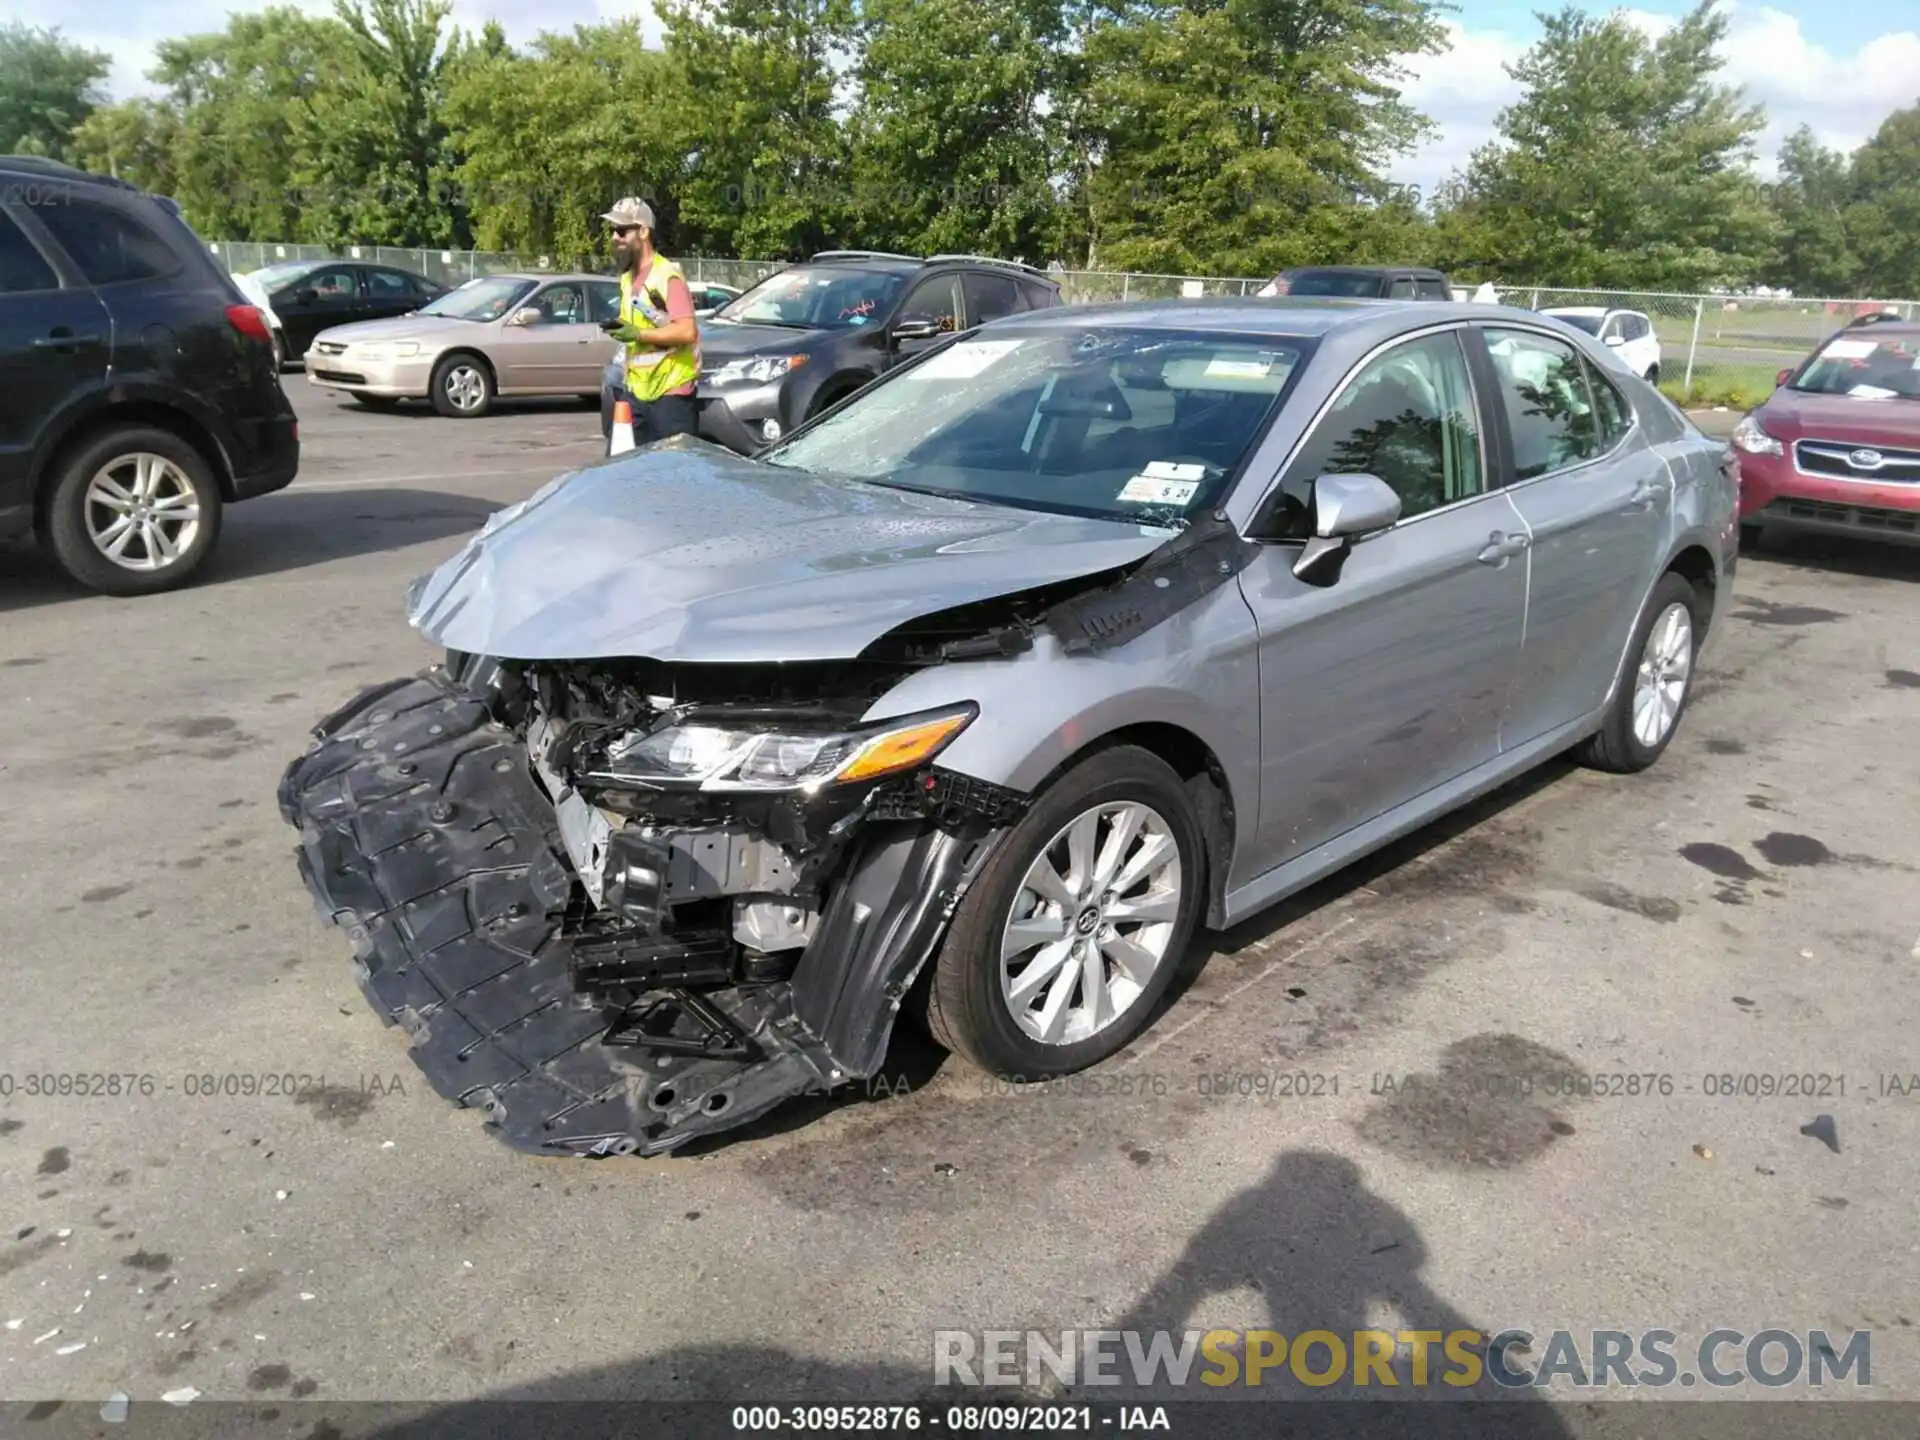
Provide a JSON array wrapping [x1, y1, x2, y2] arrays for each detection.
[[1821, 339, 1877, 360], [912, 340, 1021, 379], [1118, 475, 1199, 505]]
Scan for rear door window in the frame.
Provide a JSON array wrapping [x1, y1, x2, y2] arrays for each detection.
[[1387, 277, 1418, 299], [29, 198, 179, 286], [1415, 278, 1451, 300], [0, 210, 60, 294], [1482, 327, 1602, 479], [1584, 359, 1633, 449], [962, 272, 1024, 325], [365, 268, 415, 298]]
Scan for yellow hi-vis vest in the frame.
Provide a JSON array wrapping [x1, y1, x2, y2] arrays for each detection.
[[619, 258, 701, 403]]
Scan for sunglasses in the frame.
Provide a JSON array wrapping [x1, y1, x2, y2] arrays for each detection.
[[613, 225, 641, 237]]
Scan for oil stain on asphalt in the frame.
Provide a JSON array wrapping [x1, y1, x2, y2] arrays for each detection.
[[1354, 1033, 1586, 1170]]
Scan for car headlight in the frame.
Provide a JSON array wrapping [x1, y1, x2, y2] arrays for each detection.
[[594, 705, 975, 793], [707, 354, 806, 386], [1730, 413, 1782, 457], [355, 340, 421, 360]]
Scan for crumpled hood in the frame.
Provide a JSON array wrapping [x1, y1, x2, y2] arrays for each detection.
[[407, 439, 1172, 663]]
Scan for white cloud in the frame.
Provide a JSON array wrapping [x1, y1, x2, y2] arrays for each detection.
[[1390, 3, 1920, 194]]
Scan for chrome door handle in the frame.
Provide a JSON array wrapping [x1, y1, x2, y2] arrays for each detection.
[[1477, 531, 1530, 564], [33, 330, 102, 349], [1628, 480, 1662, 509]]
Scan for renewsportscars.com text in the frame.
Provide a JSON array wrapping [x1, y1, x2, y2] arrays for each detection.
[[933, 1328, 1872, 1390]]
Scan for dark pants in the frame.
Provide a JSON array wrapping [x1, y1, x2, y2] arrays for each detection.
[[614, 387, 697, 445]]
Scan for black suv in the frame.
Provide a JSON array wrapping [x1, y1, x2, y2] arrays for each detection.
[[0, 158, 297, 595], [601, 251, 1062, 452], [1257, 265, 1454, 300]]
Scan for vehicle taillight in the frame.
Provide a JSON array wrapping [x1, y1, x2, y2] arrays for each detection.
[[226, 304, 272, 345]]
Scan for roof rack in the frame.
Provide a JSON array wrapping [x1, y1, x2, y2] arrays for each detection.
[[926, 253, 1048, 277], [811, 249, 924, 264]]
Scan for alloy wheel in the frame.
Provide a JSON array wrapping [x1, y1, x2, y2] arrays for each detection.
[[443, 363, 487, 413], [999, 801, 1183, 1046], [83, 453, 201, 572], [1632, 601, 1693, 748]]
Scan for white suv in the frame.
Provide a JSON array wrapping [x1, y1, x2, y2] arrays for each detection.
[[1541, 307, 1662, 383]]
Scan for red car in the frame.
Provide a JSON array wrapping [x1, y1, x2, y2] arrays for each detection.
[[1732, 314, 1920, 548]]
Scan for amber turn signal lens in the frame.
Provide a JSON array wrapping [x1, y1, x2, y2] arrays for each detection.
[[833, 712, 973, 784]]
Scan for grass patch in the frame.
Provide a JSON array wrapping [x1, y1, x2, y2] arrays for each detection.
[[1659, 361, 1784, 412]]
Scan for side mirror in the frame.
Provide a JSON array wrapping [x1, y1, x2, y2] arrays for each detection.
[[1292, 474, 1401, 586], [296, 288, 318, 307], [505, 308, 537, 327], [1603, 333, 1624, 347], [892, 318, 943, 344], [1776, 367, 1794, 386]]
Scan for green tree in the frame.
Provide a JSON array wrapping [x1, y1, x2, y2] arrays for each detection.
[[0, 23, 110, 161], [1758, 126, 1857, 296], [845, 0, 1065, 261], [1433, 2, 1774, 290], [151, 8, 351, 240], [294, 0, 472, 247], [69, 100, 182, 195], [660, 0, 858, 257], [447, 20, 686, 258], [1847, 104, 1920, 300], [1065, 0, 1448, 275]]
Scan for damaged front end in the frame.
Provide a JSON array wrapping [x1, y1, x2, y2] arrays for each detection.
[[278, 652, 1027, 1157]]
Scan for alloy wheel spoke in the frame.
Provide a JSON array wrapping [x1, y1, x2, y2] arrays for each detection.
[[1064, 810, 1101, 893], [1111, 831, 1175, 895], [1100, 932, 1160, 987], [1080, 944, 1112, 1032], [1002, 913, 1069, 962], [106, 521, 139, 558], [1033, 958, 1080, 1043], [93, 476, 137, 510], [1105, 892, 1178, 925], [151, 489, 196, 513], [1092, 806, 1145, 891], [1023, 856, 1077, 911], [1007, 938, 1074, 1009]]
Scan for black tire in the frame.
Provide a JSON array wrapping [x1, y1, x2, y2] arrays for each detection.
[[807, 383, 857, 421], [1739, 519, 1767, 553], [40, 426, 225, 597], [922, 745, 1206, 1077], [1575, 570, 1704, 774], [430, 351, 495, 418], [350, 393, 401, 411], [579, 393, 602, 409]]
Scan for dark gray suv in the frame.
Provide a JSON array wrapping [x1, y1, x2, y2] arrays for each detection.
[[601, 252, 1062, 452]]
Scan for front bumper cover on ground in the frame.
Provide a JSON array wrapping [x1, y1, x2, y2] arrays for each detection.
[[278, 669, 1014, 1156]]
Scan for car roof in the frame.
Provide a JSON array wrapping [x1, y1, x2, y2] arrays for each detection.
[[980, 295, 1549, 339], [1542, 305, 1608, 317], [1282, 264, 1447, 278], [0, 155, 140, 193]]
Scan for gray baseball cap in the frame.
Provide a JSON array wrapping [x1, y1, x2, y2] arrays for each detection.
[[602, 197, 655, 229]]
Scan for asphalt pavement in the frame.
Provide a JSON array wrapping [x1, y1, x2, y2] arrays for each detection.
[[2, 377, 1918, 1429]]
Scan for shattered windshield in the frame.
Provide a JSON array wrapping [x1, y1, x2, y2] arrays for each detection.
[[1789, 331, 1920, 399], [712, 265, 910, 330], [759, 326, 1313, 525]]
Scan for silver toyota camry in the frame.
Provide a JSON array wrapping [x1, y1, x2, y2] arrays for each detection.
[[280, 297, 1740, 1158]]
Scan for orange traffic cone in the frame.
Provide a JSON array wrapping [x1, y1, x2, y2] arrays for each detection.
[[609, 399, 636, 456]]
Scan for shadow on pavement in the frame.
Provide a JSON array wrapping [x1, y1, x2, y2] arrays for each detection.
[[1741, 527, 1920, 583], [0, 487, 501, 615]]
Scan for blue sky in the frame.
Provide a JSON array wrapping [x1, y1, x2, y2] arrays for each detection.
[[6, 0, 1916, 204]]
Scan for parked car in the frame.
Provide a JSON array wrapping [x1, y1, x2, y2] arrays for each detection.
[[600, 252, 1063, 451], [689, 281, 740, 316], [281, 296, 1737, 1158], [1255, 265, 1453, 300], [1730, 317, 1920, 548], [1540, 306, 1662, 383], [304, 271, 619, 417], [237, 258, 447, 365], [0, 156, 298, 595]]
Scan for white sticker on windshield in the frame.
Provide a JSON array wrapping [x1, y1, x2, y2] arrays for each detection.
[[1205, 356, 1272, 379], [1143, 460, 1206, 481], [1119, 475, 1199, 505], [912, 339, 1021, 380], [1821, 339, 1877, 360], [1848, 383, 1897, 399]]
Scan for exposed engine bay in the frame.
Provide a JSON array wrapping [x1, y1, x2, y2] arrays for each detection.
[[279, 652, 1028, 1157]]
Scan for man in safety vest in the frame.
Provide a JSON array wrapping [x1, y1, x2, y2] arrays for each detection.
[[600, 196, 701, 443]]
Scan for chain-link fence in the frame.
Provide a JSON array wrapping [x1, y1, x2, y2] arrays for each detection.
[[207, 240, 1916, 409]]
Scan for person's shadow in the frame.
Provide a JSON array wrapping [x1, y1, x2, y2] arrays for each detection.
[[310, 1150, 1577, 1440]]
